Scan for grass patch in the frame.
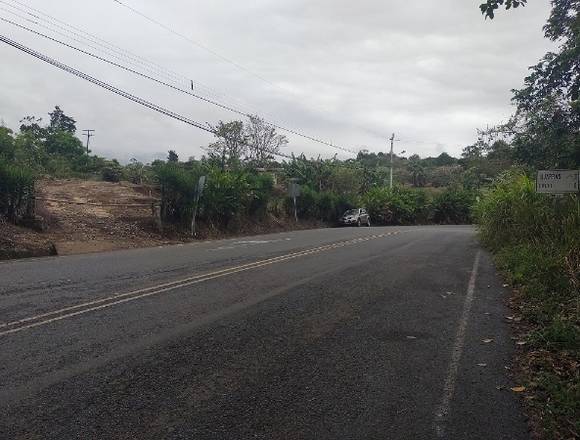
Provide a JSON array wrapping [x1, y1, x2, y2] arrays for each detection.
[[476, 170, 579, 439]]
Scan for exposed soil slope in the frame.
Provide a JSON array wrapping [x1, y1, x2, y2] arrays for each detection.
[[1, 179, 325, 259]]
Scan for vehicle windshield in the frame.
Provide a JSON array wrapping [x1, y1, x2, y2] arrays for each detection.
[[343, 209, 359, 216]]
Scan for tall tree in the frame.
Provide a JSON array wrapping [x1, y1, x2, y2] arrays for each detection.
[[207, 120, 247, 170], [0, 127, 15, 160], [48, 106, 77, 134], [244, 115, 288, 166], [407, 154, 426, 187], [19, 116, 46, 138], [481, 1, 580, 168], [167, 150, 179, 162]]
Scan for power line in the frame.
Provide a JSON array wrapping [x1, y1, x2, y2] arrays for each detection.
[[112, 0, 280, 90], [0, 16, 253, 116], [0, 0, 250, 109], [0, 0, 313, 139], [0, 5, 186, 88], [0, 15, 357, 155], [108, 0, 367, 138], [0, 34, 301, 160], [0, 0, 184, 84]]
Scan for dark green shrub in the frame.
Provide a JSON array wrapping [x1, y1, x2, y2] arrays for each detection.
[[155, 163, 198, 224], [362, 186, 421, 225], [0, 160, 36, 222], [430, 188, 476, 224], [247, 173, 274, 218], [293, 186, 319, 219], [200, 169, 249, 227], [474, 169, 579, 249], [101, 160, 123, 182], [320, 192, 358, 223], [0, 127, 15, 160]]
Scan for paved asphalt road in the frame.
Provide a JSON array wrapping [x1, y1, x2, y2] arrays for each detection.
[[0, 226, 529, 439]]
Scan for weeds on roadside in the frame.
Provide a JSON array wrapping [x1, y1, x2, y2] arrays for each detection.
[[475, 169, 579, 439]]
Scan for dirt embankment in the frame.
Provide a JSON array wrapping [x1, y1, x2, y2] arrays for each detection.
[[0, 179, 166, 259], [0, 179, 324, 260]]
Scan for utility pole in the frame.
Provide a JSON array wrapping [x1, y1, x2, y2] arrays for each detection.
[[82, 129, 95, 154], [389, 133, 395, 188]]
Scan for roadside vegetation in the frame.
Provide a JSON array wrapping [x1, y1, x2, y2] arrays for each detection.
[[1, 106, 498, 234], [475, 171, 579, 439], [474, 1, 579, 438]]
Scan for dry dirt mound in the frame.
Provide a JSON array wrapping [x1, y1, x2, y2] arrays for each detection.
[[1, 178, 326, 260], [0, 178, 174, 258], [34, 179, 170, 255]]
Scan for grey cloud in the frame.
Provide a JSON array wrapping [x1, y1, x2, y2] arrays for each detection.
[[0, 0, 553, 162]]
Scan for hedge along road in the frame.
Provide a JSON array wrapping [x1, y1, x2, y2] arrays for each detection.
[[0, 226, 529, 439]]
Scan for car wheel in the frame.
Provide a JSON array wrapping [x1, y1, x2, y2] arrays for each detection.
[[357, 219, 361, 227]]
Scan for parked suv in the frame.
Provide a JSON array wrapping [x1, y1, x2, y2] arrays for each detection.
[[338, 208, 371, 227]]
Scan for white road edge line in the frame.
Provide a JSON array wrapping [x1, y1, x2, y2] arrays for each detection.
[[433, 250, 481, 438]]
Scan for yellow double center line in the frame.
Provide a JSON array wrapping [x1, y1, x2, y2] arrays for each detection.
[[0, 231, 403, 337]]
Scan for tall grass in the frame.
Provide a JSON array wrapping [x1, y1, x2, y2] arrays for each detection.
[[474, 169, 579, 439], [475, 170, 579, 250], [0, 160, 36, 222], [155, 163, 199, 225]]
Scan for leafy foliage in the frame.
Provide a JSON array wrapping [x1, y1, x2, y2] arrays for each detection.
[[101, 160, 124, 182], [207, 120, 247, 170], [245, 115, 288, 166], [480, 1, 579, 171], [0, 159, 36, 222], [167, 150, 179, 163], [200, 168, 250, 227], [362, 186, 433, 225], [475, 170, 579, 438], [48, 106, 77, 134], [2, 107, 488, 231], [430, 188, 476, 224], [156, 162, 199, 224], [480, 0, 527, 19]]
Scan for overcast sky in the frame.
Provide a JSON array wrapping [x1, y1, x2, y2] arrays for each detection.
[[0, 0, 553, 162]]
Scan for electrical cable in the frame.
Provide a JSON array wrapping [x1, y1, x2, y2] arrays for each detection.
[[0, 0, 304, 132], [112, 0, 280, 90], [0, 15, 357, 154], [0, 33, 296, 160]]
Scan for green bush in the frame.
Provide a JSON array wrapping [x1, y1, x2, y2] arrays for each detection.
[[0, 127, 16, 160], [293, 185, 319, 219], [474, 170, 579, 249], [475, 169, 579, 438], [199, 169, 251, 228], [123, 159, 150, 185], [0, 159, 36, 222], [430, 188, 477, 224], [101, 160, 124, 182], [287, 187, 357, 222], [155, 163, 199, 225], [247, 173, 274, 218], [362, 186, 426, 225]]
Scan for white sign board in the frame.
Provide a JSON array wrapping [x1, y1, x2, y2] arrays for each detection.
[[536, 170, 579, 194]]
